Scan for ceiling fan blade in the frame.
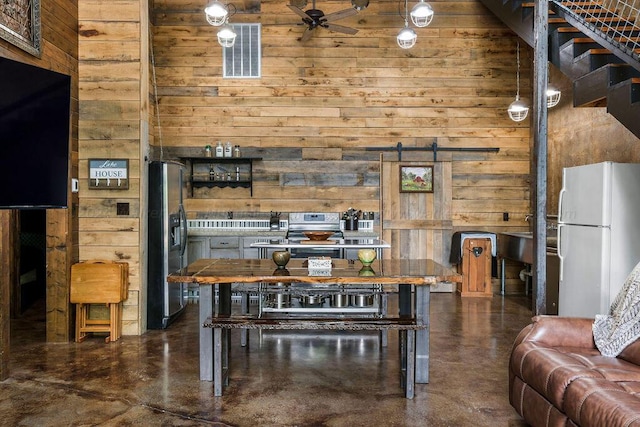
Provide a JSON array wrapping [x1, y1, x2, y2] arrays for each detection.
[[324, 23, 359, 35], [322, 8, 357, 22], [300, 27, 316, 42], [288, 4, 311, 20]]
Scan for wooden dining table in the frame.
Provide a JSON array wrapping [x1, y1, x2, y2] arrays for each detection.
[[168, 258, 462, 396]]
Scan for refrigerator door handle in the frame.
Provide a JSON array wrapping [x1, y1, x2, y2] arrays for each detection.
[[557, 223, 564, 281], [179, 204, 187, 258], [558, 186, 566, 223]]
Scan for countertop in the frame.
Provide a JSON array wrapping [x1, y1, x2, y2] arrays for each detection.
[[187, 229, 379, 238]]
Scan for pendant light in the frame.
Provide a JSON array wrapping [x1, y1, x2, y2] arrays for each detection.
[[546, 63, 561, 108], [508, 41, 529, 122], [217, 23, 237, 47], [397, 0, 417, 49], [204, 0, 229, 26], [410, 0, 434, 27]]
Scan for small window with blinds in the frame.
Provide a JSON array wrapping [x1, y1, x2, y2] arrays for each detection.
[[223, 23, 261, 78]]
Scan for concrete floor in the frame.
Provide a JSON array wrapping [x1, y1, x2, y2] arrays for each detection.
[[3, 292, 532, 426]]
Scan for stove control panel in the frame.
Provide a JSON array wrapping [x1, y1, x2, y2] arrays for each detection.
[[289, 212, 341, 225]]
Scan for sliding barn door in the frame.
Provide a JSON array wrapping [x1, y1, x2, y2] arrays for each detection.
[[381, 160, 453, 265]]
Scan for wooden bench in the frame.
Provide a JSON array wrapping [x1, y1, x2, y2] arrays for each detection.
[[203, 314, 426, 398]]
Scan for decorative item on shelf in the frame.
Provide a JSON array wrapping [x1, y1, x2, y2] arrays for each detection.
[[508, 41, 529, 122], [272, 250, 291, 269], [215, 141, 224, 157], [204, 145, 213, 157], [224, 141, 233, 157], [357, 248, 377, 267], [234, 145, 241, 157]]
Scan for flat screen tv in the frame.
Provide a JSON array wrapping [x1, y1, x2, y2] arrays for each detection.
[[0, 57, 71, 209]]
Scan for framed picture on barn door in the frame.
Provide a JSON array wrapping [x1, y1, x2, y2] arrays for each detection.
[[0, 0, 41, 57], [400, 165, 433, 193]]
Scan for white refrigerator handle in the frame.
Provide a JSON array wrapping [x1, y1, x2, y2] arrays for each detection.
[[558, 186, 566, 223], [557, 223, 564, 282], [557, 186, 566, 282]]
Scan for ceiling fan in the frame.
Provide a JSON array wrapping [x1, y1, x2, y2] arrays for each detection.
[[287, 0, 359, 42]]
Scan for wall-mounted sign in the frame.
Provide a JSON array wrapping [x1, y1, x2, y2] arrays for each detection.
[[89, 159, 129, 189]]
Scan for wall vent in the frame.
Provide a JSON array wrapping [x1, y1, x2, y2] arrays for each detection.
[[223, 23, 261, 78]]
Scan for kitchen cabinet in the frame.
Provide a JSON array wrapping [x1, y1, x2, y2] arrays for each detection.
[[187, 236, 210, 263], [183, 157, 261, 197], [210, 236, 241, 259]]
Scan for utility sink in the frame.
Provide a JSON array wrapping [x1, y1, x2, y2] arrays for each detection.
[[497, 232, 557, 264], [498, 232, 534, 264]]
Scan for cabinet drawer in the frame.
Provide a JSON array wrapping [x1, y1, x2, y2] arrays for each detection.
[[210, 236, 240, 248]]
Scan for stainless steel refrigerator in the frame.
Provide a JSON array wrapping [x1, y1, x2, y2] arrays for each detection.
[[557, 161, 640, 317], [147, 160, 188, 329]]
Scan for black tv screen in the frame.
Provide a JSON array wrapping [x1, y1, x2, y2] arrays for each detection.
[[0, 57, 71, 209]]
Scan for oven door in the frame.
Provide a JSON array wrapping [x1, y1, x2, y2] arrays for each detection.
[[289, 245, 343, 259]]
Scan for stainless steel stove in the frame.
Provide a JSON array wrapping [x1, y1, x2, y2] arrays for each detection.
[[285, 212, 344, 259]]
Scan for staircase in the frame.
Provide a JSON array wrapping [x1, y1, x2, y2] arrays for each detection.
[[479, 0, 640, 138]]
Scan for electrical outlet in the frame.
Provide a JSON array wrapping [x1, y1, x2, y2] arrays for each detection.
[[503, 212, 509, 221], [117, 202, 129, 216]]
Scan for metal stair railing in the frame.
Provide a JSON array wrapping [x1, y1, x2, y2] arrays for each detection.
[[551, 0, 640, 70]]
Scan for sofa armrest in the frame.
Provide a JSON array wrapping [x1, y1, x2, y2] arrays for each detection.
[[518, 315, 596, 349]]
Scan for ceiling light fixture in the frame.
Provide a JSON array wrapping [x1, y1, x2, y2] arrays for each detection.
[[217, 23, 237, 47], [410, 0, 434, 27], [204, 0, 230, 26], [351, 0, 370, 11], [397, 26, 417, 49], [546, 83, 561, 108], [397, 0, 417, 49], [508, 41, 529, 122]]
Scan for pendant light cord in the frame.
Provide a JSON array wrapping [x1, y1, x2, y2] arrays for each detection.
[[150, 33, 164, 161], [516, 41, 521, 101]]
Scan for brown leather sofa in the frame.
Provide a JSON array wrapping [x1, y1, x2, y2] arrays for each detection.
[[509, 316, 640, 427]]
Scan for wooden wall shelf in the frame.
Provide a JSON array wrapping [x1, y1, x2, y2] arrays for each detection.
[[183, 157, 261, 197]]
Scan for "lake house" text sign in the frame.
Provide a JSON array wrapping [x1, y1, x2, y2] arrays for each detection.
[[89, 159, 129, 189]]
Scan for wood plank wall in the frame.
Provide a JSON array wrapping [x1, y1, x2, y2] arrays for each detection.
[[152, 0, 532, 292], [547, 65, 640, 214], [0, 0, 78, 375], [78, 0, 148, 334]]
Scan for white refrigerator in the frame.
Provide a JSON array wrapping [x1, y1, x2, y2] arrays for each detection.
[[558, 162, 640, 318]]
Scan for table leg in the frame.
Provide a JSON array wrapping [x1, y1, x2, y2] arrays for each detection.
[[199, 284, 214, 381], [406, 329, 415, 399], [500, 257, 506, 295], [240, 293, 249, 347], [214, 328, 222, 396], [415, 285, 430, 383]]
